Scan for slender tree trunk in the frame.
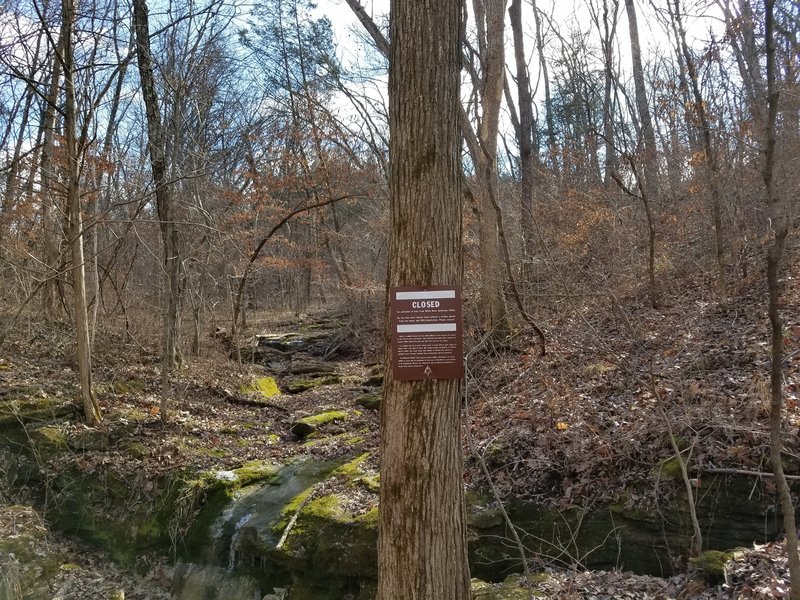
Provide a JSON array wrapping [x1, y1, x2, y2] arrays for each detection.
[[40, 33, 67, 320], [591, 0, 619, 187], [62, 0, 101, 426], [133, 0, 181, 422], [625, 0, 656, 162], [509, 0, 537, 277], [625, 0, 659, 307], [763, 2, 800, 596], [378, 0, 470, 597], [672, 0, 727, 300], [531, 0, 558, 181], [471, 0, 511, 338]]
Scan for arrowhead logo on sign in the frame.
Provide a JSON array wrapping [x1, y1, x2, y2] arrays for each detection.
[[390, 286, 464, 381]]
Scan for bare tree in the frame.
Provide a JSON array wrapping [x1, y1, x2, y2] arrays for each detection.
[[763, 0, 800, 595], [464, 0, 511, 337], [508, 0, 537, 275], [623, 0, 659, 307], [670, 0, 728, 300], [132, 0, 181, 422], [62, 0, 102, 425]]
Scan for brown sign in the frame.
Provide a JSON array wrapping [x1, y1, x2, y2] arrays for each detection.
[[390, 286, 464, 381]]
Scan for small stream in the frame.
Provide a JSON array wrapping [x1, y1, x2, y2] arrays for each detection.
[[175, 458, 345, 600]]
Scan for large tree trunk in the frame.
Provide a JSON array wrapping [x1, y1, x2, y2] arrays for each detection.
[[378, 0, 470, 597], [133, 0, 181, 422], [62, 0, 101, 426]]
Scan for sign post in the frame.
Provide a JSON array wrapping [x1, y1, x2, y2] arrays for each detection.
[[390, 286, 463, 381]]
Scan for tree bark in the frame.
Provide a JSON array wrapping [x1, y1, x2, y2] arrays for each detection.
[[672, 0, 727, 300], [132, 0, 181, 421], [62, 0, 102, 426], [40, 29, 67, 321], [470, 0, 511, 338], [508, 0, 537, 276], [625, 0, 659, 307], [763, 1, 800, 596], [378, 0, 470, 597], [625, 0, 656, 164], [531, 0, 558, 181]]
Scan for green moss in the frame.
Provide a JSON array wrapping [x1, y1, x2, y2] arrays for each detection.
[[690, 550, 732, 583], [0, 393, 75, 427], [471, 573, 546, 599], [200, 447, 229, 458], [300, 411, 347, 428], [234, 461, 280, 487], [291, 410, 347, 438], [0, 506, 65, 600], [656, 456, 684, 481], [355, 506, 379, 527], [240, 377, 281, 398], [356, 394, 381, 410], [111, 380, 145, 395], [301, 432, 361, 448], [361, 374, 383, 387], [282, 487, 317, 517], [28, 424, 68, 456], [360, 474, 379, 493], [273, 490, 379, 585], [584, 362, 614, 377], [285, 376, 342, 394], [333, 453, 369, 478]]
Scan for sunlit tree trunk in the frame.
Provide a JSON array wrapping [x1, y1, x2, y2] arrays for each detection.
[[133, 0, 181, 422], [378, 0, 470, 596], [62, 0, 102, 426]]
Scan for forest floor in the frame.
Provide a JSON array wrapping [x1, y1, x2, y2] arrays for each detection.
[[1, 249, 799, 598]]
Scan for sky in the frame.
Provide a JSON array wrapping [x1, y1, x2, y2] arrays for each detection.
[[314, 0, 725, 72]]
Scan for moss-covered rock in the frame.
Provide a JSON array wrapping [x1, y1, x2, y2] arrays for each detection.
[[0, 390, 76, 428], [285, 375, 342, 395], [690, 550, 733, 584], [270, 491, 379, 586], [356, 394, 381, 410], [66, 426, 110, 452], [173, 563, 262, 600], [28, 424, 69, 459], [240, 377, 281, 399], [0, 505, 63, 600], [471, 573, 545, 599], [290, 411, 347, 438], [361, 374, 383, 387]]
